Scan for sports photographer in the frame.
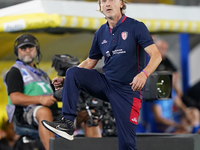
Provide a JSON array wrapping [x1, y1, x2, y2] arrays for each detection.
[[4, 34, 58, 150]]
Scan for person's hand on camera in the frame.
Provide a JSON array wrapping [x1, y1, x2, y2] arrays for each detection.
[[39, 95, 57, 106], [52, 77, 65, 90]]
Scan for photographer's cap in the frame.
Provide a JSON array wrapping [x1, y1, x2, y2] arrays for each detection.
[[16, 34, 36, 48]]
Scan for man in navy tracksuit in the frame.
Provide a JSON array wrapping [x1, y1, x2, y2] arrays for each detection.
[[42, 0, 162, 149]]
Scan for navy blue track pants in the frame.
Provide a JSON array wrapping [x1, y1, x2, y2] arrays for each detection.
[[62, 67, 142, 150]]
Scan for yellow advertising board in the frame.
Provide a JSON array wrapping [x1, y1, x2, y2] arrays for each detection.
[[0, 13, 200, 34]]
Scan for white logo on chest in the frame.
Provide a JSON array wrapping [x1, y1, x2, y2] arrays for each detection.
[[101, 40, 107, 44]]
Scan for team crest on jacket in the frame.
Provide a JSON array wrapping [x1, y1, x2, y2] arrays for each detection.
[[121, 31, 128, 40]]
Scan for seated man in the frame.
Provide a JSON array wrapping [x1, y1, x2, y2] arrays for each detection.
[[149, 38, 200, 133], [150, 90, 200, 133], [4, 34, 58, 150], [138, 37, 200, 133]]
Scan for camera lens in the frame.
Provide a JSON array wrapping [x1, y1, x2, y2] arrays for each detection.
[[156, 75, 172, 98]]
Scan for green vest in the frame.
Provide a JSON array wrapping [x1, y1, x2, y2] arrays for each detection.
[[5, 61, 54, 109], [4, 61, 58, 122]]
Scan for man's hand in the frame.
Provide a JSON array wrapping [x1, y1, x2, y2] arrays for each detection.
[[40, 95, 57, 106], [130, 72, 147, 91], [52, 77, 65, 90]]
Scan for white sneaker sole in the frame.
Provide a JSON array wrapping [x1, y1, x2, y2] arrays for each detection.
[[42, 121, 74, 141]]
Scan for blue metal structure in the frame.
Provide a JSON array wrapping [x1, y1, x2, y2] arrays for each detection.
[[179, 33, 190, 93]]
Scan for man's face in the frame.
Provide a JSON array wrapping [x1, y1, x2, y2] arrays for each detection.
[[18, 44, 37, 64], [100, 0, 123, 20]]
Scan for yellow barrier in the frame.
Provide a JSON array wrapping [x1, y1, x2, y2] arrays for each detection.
[[0, 13, 200, 33]]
